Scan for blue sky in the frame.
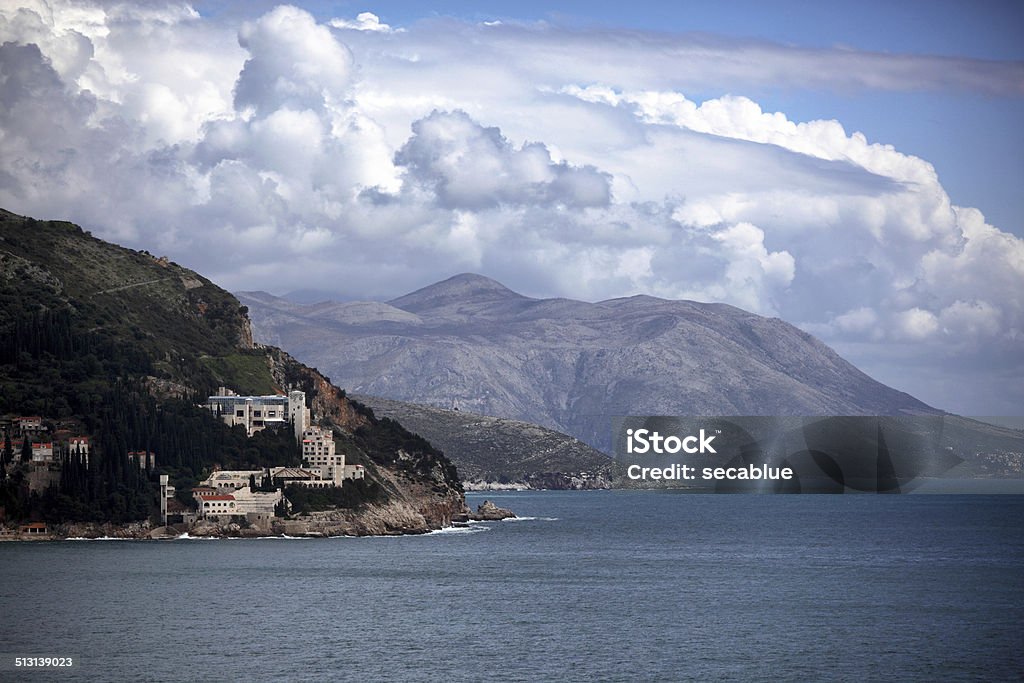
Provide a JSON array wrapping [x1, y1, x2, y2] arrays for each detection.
[[191, 0, 1024, 234], [1, 0, 1021, 415], [310, 0, 1024, 59], [297, 0, 1024, 234]]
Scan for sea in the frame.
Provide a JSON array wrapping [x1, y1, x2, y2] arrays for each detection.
[[1, 490, 1022, 682]]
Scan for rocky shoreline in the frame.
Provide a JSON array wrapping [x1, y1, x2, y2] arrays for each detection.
[[463, 473, 613, 491], [0, 501, 517, 541]]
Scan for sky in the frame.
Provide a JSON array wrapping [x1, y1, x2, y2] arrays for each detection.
[[0, 1, 1022, 415]]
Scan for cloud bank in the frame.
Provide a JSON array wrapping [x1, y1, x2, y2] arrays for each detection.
[[0, 2, 1021, 414]]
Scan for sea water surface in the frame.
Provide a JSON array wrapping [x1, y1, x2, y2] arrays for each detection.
[[1, 491, 1023, 682]]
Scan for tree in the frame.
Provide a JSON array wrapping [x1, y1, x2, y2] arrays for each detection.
[[21, 437, 31, 463], [2, 429, 11, 466], [249, 473, 257, 492]]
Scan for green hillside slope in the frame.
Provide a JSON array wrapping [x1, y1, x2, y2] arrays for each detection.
[[0, 209, 463, 531]]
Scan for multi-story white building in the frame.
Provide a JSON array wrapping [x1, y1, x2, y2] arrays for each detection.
[[205, 387, 310, 441], [301, 426, 345, 485], [160, 474, 175, 525]]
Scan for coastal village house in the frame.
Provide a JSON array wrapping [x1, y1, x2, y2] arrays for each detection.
[[7, 430, 95, 493], [5, 387, 356, 527], [16, 416, 44, 436], [30, 442, 53, 463], [18, 521, 49, 537]]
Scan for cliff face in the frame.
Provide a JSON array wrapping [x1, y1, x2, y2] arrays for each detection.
[[265, 347, 466, 530]]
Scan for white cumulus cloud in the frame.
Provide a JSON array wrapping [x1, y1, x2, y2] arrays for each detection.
[[329, 12, 397, 33]]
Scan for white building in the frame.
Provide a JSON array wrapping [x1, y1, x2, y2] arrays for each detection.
[[270, 467, 336, 489], [193, 486, 281, 520], [202, 469, 265, 490], [196, 494, 239, 518], [160, 474, 174, 525], [205, 387, 310, 441], [302, 426, 345, 485], [200, 466, 342, 491], [30, 442, 53, 463], [17, 416, 43, 435]]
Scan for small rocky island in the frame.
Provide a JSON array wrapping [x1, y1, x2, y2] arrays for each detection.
[[466, 500, 517, 522]]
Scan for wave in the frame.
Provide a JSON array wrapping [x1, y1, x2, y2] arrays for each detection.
[[425, 525, 490, 536], [173, 533, 218, 540], [224, 535, 310, 540]]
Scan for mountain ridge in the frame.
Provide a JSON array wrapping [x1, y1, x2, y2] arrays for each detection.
[[353, 394, 615, 489], [239, 274, 937, 454]]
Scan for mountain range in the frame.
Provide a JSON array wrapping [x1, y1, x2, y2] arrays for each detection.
[[239, 273, 936, 454]]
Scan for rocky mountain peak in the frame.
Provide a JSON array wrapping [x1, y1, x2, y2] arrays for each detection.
[[388, 272, 528, 314], [242, 272, 940, 453]]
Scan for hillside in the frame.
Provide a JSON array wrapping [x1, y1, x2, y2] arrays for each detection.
[[0, 209, 464, 532], [353, 394, 615, 489], [239, 273, 937, 454]]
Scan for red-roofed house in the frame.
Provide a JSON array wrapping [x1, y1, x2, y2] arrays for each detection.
[[198, 494, 238, 519]]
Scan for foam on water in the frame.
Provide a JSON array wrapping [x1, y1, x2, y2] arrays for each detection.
[[425, 525, 490, 535]]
